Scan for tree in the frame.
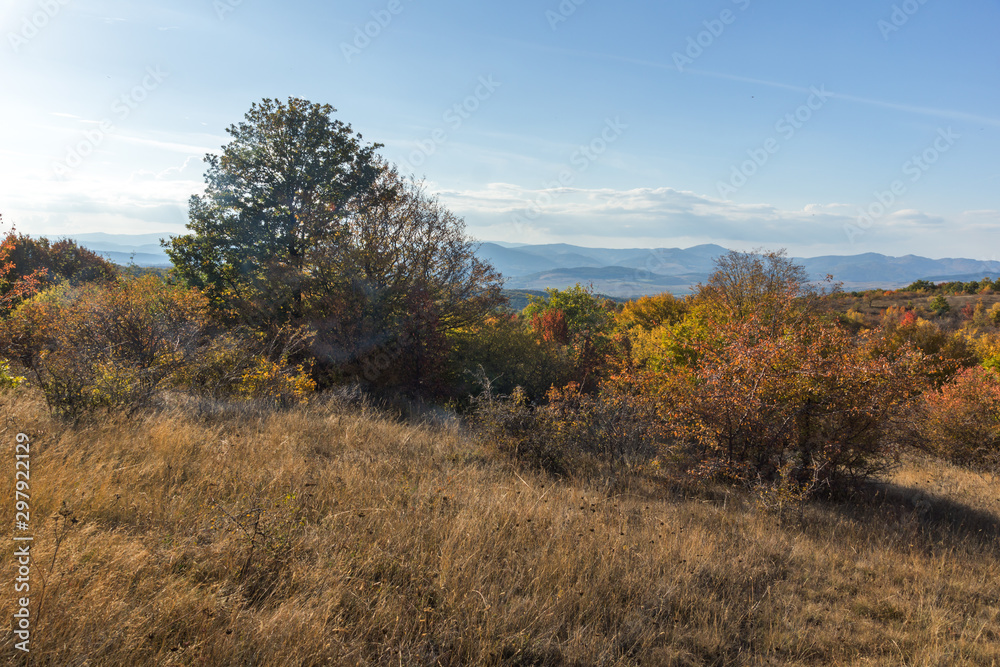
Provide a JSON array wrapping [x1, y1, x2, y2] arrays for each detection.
[[904, 279, 937, 293], [166, 98, 504, 390], [523, 284, 616, 391], [928, 294, 951, 317], [523, 284, 613, 341], [320, 168, 504, 390], [698, 248, 828, 327], [616, 292, 687, 331], [165, 97, 384, 324], [2, 231, 117, 294], [1, 218, 48, 315]]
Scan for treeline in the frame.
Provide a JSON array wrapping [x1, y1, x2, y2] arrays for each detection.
[[3, 97, 999, 501], [900, 277, 1000, 295]]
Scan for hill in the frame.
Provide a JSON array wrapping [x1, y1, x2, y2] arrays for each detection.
[[6, 389, 998, 664], [503, 266, 704, 297]]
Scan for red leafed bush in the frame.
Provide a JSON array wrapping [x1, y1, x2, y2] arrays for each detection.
[[532, 308, 569, 345], [631, 314, 929, 491], [0, 220, 47, 315], [921, 365, 1000, 471]]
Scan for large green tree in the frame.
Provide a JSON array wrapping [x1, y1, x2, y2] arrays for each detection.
[[165, 97, 504, 389], [166, 97, 384, 323]]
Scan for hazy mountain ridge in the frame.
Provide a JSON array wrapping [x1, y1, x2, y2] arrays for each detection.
[[49, 232, 174, 267], [53, 233, 1000, 296], [481, 242, 1000, 296]]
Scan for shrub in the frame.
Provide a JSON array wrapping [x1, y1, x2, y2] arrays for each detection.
[[633, 315, 929, 491], [472, 381, 660, 477], [0, 276, 208, 419], [447, 314, 575, 403], [0, 358, 25, 389], [928, 295, 951, 316], [172, 326, 317, 406], [880, 314, 976, 382], [921, 366, 1000, 472]]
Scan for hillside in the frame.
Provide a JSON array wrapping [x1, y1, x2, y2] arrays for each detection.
[[3, 389, 998, 665]]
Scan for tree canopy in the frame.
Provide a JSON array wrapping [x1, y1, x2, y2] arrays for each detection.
[[165, 97, 504, 389]]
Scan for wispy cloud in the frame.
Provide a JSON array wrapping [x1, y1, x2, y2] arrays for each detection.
[[516, 41, 1000, 129], [442, 183, 1000, 259]]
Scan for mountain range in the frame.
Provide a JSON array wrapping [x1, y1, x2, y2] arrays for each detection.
[[477, 243, 1000, 296], [46, 233, 1000, 298]]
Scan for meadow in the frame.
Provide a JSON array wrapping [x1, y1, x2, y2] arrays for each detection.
[[3, 387, 998, 666]]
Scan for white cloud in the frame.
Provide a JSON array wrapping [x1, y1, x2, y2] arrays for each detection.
[[441, 184, 1000, 259]]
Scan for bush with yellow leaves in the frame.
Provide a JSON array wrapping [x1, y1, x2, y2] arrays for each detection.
[[0, 275, 208, 419], [170, 325, 316, 406]]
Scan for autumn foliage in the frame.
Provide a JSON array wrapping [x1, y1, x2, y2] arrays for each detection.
[[0, 273, 316, 419], [921, 365, 1000, 471], [0, 276, 209, 418], [0, 219, 48, 315], [4, 222, 996, 500], [625, 313, 929, 489]]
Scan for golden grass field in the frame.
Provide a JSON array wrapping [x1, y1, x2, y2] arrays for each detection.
[[2, 388, 999, 666]]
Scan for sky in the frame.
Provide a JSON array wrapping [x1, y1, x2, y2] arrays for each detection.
[[1, 0, 998, 259]]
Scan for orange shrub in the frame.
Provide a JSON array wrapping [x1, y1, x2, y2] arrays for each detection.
[[921, 366, 1000, 471], [626, 314, 930, 491], [1, 276, 208, 419]]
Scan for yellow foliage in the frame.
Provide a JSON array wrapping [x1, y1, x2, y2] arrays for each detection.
[[617, 293, 687, 331], [238, 358, 316, 403], [0, 358, 25, 389]]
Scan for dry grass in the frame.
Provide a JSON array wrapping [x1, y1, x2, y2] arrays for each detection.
[[2, 388, 999, 666]]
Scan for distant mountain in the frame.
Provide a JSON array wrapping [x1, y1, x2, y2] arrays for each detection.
[[798, 253, 1000, 284], [478, 242, 727, 280], [52, 233, 1000, 297], [94, 251, 173, 267], [477, 243, 559, 276], [52, 232, 174, 267], [484, 242, 1000, 297]]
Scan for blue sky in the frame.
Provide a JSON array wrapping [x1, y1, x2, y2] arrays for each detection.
[[2, 0, 998, 258]]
